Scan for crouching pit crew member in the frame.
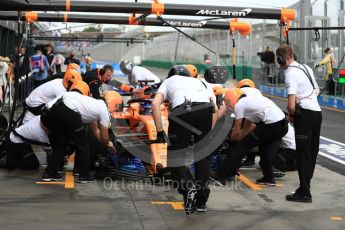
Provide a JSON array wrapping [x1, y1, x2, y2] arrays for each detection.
[[1, 116, 50, 170], [273, 122, 297, 172], [152, 65, 217, 215], [241, 122, 297, 177], [40, 81, 115, 183], [276, 45, 322, 203], [215, 88, 288, 186]]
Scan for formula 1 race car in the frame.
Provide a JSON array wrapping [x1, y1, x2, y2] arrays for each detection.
[[95, 66, 233, 182], [95, 80, 169, 182]]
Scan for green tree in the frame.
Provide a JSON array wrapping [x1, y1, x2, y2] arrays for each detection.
[[82, 26, 100, 32]]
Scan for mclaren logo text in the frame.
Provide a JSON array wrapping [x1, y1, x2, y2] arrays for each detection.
[[164, 20, 207, 28], [196, 8, 252, 17]]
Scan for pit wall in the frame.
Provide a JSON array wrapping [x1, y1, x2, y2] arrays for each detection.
[[259, 85, 345, 111]]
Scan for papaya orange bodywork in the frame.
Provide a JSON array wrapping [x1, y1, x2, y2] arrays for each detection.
[[112, 101, 169, 173]]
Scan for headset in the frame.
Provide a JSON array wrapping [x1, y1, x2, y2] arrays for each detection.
[[276, 54, 287, 65]]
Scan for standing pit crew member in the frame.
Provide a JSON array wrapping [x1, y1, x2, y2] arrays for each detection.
[[41, 81, 115, 183], [120, 60, 161, 86], [24, 69, 82, 123], [152, 64, 217, 215], [215, 88, 288, 186], [142, 64, 200, 96], [276, 45, 322, 203]]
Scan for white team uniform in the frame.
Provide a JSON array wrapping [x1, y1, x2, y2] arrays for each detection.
[[284, 61, 321, 111], [129, 66, 161, 86], [10, 115, 49, 145], [157, 75, 216, 109], [26, 79, 66, 107], [281, 123, 296, 150], [234, 94, 285, 124], [24, 79, 67, 123], [46, 91, 110, 127]]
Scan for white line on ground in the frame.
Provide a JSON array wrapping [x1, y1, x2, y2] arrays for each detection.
[[319, 152, 345, 165], [319, 136, 345, 165], [321, 136, 345, 147]]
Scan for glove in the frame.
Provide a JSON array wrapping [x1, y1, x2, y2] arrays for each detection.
[[156, 130, 170, 144], [314, 64, 320, 68]]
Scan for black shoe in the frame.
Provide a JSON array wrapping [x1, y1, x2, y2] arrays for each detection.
[[184, 189, 197, 215], [56, 171, 64, 177], [77, 173, 96, 184], [42, 171, 63, 182], [286, 193, 312, 203], [196, 204, 207, 212], [256, 176, 276, 186], [73, 168, 79, 176], [273, 168, 286, 178]]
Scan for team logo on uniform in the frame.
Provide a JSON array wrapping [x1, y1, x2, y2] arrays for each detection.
[[196, 8, 252, 17]]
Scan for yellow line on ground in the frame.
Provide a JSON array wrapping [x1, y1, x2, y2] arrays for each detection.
[[151, 201, 184, 210], [36, 181, 65, 185], [64, 153, 75, 189], [263, 93, 345, 114], [170, 202, 184, 210], [36, 153, 75, 188], [237, 174, 262, 191], [64, 171, 75, 189], [330, 216, 343, 221]]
